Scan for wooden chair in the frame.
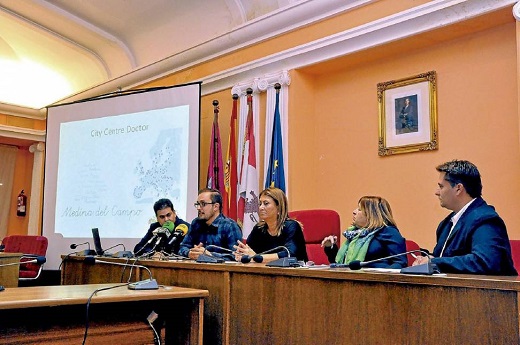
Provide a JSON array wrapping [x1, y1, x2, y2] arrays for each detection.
[[2, 235, 48, 281], [288, 209, 341, 265]]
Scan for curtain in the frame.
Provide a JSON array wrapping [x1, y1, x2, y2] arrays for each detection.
[[0, 145, 18, 239]]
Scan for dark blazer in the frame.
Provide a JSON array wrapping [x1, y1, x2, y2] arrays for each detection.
[[134, 217, 190, 255], [431, 197, 517, 275], [325, 225, 407, 269]]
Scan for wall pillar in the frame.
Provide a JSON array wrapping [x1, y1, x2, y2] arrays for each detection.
[[28, 142, 45, 235]]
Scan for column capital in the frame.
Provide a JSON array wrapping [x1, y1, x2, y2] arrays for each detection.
[[29, 142, 45, 153], [513, 2, 520, 21]]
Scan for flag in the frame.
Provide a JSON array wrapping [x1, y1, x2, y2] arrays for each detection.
[[237, 91, 259, 237], [206, 101, 225, 199], [264, 86, 286, 192], [224, 95, 239, 220]]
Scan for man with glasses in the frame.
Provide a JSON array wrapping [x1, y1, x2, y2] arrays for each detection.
[[134, 198, 190, 256], [178, 188, 242, 260]]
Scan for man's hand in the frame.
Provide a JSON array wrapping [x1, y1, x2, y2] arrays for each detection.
[[188, 243, 206, 260], [412, 255, 430, 266]]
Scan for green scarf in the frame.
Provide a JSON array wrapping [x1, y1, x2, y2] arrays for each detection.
[[335, 229, 378, 265]]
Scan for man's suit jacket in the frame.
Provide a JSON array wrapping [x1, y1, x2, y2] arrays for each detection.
[[431, 197, 517, 275]]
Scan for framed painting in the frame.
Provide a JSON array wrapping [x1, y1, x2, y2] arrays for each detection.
[[377, 71, 438, 156]]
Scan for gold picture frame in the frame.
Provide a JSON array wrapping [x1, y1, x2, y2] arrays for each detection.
[[378, 71, 438, 156]]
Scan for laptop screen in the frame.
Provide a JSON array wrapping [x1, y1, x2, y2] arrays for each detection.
[[92, 228, 103, 255]]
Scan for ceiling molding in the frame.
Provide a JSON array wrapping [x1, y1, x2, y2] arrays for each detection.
[[200, 0, 516, 96], [34, 0, 136, 68], [0, 102, 47, 119], [0, 4, 111, 77], [49, 0, 372, 105], [1, 0, 514, 118], [0, 124, 46, 142]]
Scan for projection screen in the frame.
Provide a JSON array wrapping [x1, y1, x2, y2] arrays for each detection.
[[43, 82, 200, 270]]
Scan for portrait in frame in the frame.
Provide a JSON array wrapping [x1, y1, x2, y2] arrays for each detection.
[[377, 71, 438, 156]]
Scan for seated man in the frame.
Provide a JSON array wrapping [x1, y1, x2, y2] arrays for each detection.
[[414, 160, 517, 275], [179, 188, 242, 260], [134, 198, 189, 256]]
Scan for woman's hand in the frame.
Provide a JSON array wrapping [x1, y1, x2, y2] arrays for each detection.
[[233, 240, 256, 261], [321, 235, 337, 248]]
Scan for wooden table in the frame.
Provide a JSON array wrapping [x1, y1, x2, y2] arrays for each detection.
[[0, 283, 208, 344], [62, 256, 520, 345], [0, 252, 22, 287]]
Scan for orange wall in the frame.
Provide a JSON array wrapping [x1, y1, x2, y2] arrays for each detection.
[[8, 147, 34, 235], [154, 16, 519, 250], [290, 22, 520, 248], [0, 113, 44, 236]]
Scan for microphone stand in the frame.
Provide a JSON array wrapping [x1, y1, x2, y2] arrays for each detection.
[[101, 243, 134, 258], [345, 249, 438, 275], [71, 242, 96, 256], [84, 257, 158, 290], [259, 246, 298, 267], [196, 245, 228, 263]]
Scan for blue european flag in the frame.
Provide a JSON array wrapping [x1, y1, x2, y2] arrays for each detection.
[[265, 88, 286, 192]]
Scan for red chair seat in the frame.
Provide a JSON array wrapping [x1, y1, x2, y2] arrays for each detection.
[[2, 235, 48, 281], [405, 239, 421, 266], [289, 209, 341, 265]]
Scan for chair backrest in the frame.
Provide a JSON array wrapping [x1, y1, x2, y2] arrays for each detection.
[[288, 209, 341, 265], [405, 239, 421, 267], [509, 240, 520, 273], [2, 235, 48, 279]]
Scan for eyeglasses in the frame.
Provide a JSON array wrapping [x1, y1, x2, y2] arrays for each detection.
[[194, 201, 216, 208]]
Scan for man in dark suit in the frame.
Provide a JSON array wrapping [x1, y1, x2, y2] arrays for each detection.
[[414, 160, 517, 275], [134, 198, 189, 256]]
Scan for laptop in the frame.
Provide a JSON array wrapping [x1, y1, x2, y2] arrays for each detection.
[[92, 227, 133, 258], [91, 228, 104, 255]]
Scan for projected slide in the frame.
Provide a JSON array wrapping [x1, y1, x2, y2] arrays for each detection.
[[54, 106, 189, 239], [44, 82, 200, 270]]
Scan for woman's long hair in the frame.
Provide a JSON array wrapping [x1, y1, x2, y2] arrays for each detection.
[[257, 187, 288, 236], [358, 196, 396, 231]]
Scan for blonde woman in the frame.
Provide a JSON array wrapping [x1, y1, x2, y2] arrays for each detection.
[[321, 196, 407, 268], [234, 187, 308, 263]]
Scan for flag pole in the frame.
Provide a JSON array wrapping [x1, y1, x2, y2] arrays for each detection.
[[212, 100, 220, 190]]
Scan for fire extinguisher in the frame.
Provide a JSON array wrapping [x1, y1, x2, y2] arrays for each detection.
[[17, 190, 27, 217]]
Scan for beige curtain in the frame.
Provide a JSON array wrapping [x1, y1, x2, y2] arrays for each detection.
[[0, 145, 17, 239]]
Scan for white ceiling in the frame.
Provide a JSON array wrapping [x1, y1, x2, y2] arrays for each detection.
[[0, 0, 307, 111]]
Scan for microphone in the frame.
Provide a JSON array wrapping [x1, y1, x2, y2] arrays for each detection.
[[166, 224, 189, 247], [196, 244, 234, 263], [70, 242, 96, 256], [205, 244, 235, 254], [153, 220, 175, 237], [346, 249, 438, 275], [101, 243, 134, 258], [83, 257, 158, 290], [151, 220, 175, 249], [241, 246, 291, 264], [0, 256, 46, 267]]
